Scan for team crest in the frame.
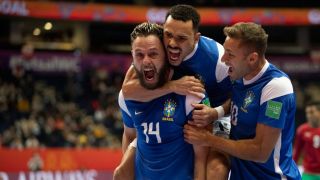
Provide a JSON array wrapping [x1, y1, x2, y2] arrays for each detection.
[[241, 91, 255, 113], [162, 99, 176, 121]]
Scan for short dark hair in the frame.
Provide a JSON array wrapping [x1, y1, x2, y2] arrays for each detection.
[[223, 22, 268, 57], [306, 101, 320, 111], [165, 4, 200, 32], [130, 22, 163, 44]]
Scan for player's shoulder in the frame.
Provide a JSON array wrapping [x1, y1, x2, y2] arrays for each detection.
[[260, 76, 293, 104], [118, 90, 132, 116], [199, 36, 221, 47], [296, 123, 310, 134], [266, 76, 293, 92]]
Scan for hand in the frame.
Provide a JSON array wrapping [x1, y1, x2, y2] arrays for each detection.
[[189, 104, 217, 127], [184, 124, 210, 147], [167, 76, 205, 98]]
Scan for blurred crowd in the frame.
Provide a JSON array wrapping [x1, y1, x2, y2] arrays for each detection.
[[0, 59, 319, 150], [0, 67, 124, 149]]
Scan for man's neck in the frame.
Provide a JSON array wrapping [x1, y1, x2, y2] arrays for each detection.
[[244, 58, 266, 81]]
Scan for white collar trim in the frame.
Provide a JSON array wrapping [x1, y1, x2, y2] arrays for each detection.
[[183, 42, 198, 61], [243, 61, 269, 85]]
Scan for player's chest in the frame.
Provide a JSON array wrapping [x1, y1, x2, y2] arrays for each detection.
[[303, 129, 320, 149], [231, 88, 261, 127], [128, 96, 187, 127]]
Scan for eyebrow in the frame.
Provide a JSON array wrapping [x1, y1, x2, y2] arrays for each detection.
[[164, 30, 189, 37], [133, 47, 160, 52]]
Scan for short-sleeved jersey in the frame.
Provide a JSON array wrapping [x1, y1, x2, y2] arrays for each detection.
[[229, 62, 301, 180], [293, 123, 320, 174], [118, 90, 207, 179], [173, 36, 231, 107]]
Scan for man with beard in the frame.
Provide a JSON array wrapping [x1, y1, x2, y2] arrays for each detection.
[[117, 4, 232, 180], [116, 22, 208, 179]]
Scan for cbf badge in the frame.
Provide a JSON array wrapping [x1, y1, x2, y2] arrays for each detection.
[[162, 99, 176, 121], [241, 91, 255, 113]]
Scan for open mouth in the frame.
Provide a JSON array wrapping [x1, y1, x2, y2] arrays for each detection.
[[144, 68, 155, 81], [228, 66, 233, 74], [168, 48, 180, 62]]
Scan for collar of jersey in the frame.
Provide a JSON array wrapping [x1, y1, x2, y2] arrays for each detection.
[[243, 60, 269, 85], [183, 42, 199, 61]]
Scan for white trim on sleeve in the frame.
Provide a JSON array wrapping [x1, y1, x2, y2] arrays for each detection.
[[215, 42, 229, 83], [273, 133, 287, 180], [260, 77, 293, 105], [118, 90, 132, 117]]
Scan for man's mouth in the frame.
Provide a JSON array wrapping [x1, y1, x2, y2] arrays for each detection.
[[168, 48, 180, 61], [144, 68, 155, 81], [228, 66, 233, 74]]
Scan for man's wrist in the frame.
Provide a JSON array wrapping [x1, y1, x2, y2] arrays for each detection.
[[214, 106, 225, 119]]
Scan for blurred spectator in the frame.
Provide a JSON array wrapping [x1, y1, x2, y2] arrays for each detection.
[[0, 67, 123, 149], [28, 152, 43, 171]]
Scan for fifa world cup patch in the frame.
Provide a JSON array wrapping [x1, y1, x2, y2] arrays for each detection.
[[265, 100, 282, 119], [162, 99, 176, 121], [202, 97, 211, 107]]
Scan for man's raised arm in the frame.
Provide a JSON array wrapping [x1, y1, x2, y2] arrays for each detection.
[[122, 65, 205, 102]]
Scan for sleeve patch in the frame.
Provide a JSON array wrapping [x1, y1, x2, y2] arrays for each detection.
[[202, 97, 211, 107], [265, 100, 282, 120]]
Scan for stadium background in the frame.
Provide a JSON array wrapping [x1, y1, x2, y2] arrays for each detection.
[[0, 0, 319, 179]]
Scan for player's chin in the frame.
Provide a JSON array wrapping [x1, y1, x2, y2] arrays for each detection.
[[169, 58, 182, 66], [143, 77, 158, 89]]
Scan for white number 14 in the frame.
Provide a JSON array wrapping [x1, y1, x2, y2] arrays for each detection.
[[141, 122, 162, 143]]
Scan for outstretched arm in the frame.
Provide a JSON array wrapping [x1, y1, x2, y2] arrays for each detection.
[[184, 123, 281, 163], [122, 65, 205, 102]]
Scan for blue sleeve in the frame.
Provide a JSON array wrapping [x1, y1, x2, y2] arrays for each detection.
[[118, 90, 135, 128], [258, 94, 295, 129], [120, 109, 135, 128]]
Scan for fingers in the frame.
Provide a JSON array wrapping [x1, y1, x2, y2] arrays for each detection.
[[193, 86, 205, 93], [189, 87, 205, 96], [184, 123, 196, 130], [192, 103, 204, 109], [188, 120, 197, 126], [184, 124, 205, 145], [191, 120, 208, 127], [184, 76, 204, 88]]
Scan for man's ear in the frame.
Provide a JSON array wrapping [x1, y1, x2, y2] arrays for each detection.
[[249, 52, 259, 64], [195, 32, 201, 43]]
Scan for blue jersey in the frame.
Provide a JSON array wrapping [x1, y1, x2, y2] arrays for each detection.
[[119, 91, 207, 179], [229, 62, 301, 180], [173, 36, 231, 107]]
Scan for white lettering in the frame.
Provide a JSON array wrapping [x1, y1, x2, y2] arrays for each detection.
[[9, 55, 80, 72], [54, 171, 62, 180], [29, 172, 35, 180], [146, 8, 167, 23], [4, 170, 99, 180], [309, 9, 320, 24], [18, 172, 27, 180], [0, 172, 9, 180], [0, 0, 29, 16], [85, 170, 98, 180]]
